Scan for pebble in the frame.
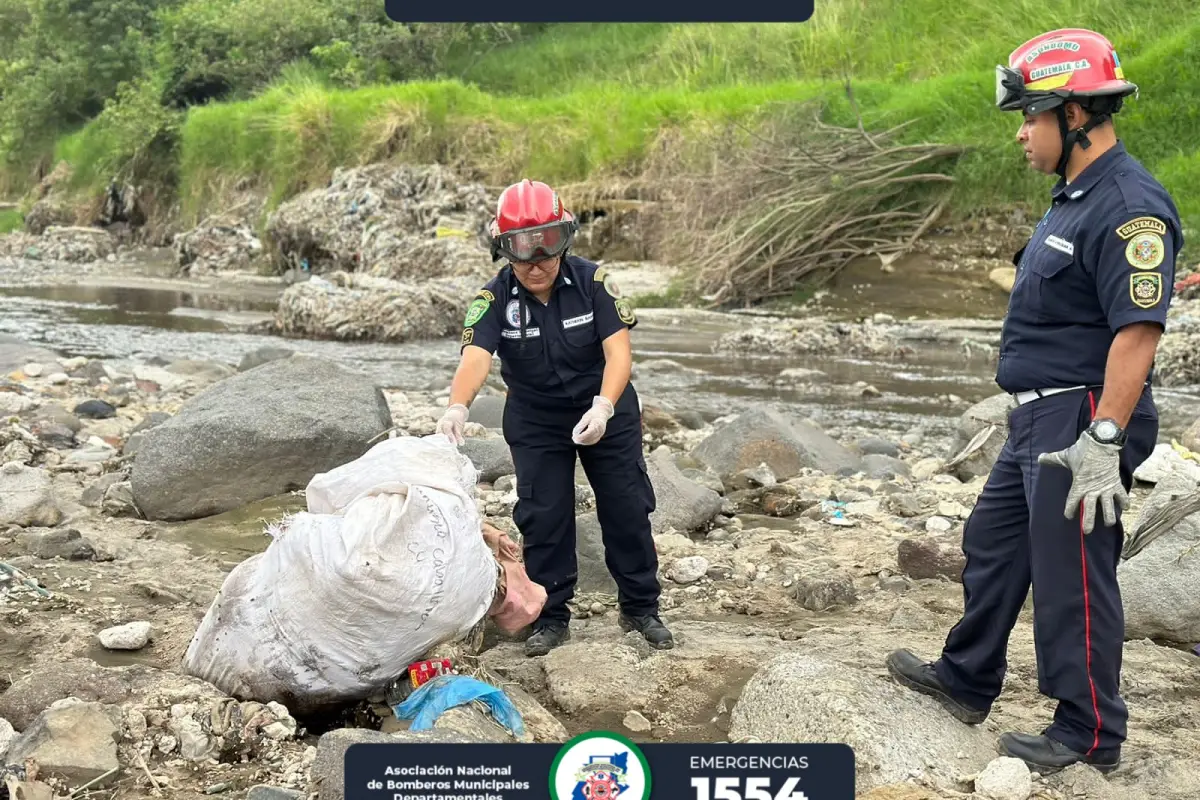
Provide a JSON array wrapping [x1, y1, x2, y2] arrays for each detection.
[[99, 620, 153, 650], [22, 362, 44, 377], [46, 372, 69, 385], [974, 756, 1033, 800], [623, 710, 652, 733], [669, 556, 710, 584], [925, 516, 952, 532]]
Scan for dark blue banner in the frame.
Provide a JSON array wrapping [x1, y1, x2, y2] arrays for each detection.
[[384, 2, 815, 22], [345, 732, 853, 800]]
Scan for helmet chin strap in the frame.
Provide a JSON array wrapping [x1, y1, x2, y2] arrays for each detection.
[[1054, 104, 1109, 178]]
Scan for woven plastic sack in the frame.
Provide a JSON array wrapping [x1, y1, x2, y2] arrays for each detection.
[[181, 434, 498, 713]]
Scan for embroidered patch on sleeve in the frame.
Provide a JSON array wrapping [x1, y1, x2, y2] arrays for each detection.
[[1125, 232, 1165, 269], [1115, 216, 1167, 240], [1129, 271, 1163, 309], [461, 328, 474, 347], [463, 297, 490, 327], [615, 297, 636, 325]]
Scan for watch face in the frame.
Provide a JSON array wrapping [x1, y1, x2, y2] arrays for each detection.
[[1094, 420, 1119, 441]]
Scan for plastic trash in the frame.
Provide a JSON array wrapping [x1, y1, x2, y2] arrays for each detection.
[[393, 674, 525, 738]]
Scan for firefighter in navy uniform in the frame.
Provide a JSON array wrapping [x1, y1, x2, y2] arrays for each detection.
[[436, 179, 672, 657], [885, 29, 1183, 774]]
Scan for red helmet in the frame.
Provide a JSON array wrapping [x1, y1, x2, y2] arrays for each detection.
[[488, 179, 577, 263], [996, 28, 1137, 116]]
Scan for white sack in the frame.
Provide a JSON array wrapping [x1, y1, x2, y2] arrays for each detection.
[[181, 434, 498, 713]]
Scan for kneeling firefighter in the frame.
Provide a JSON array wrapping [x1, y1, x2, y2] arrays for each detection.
[[436, 179, 673, 657]]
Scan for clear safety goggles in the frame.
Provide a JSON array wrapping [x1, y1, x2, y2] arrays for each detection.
[[491, 219, 576, 264]]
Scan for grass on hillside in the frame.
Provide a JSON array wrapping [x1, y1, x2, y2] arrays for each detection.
[[45, 7, 1200, 242], [0, 209, 22, 233]]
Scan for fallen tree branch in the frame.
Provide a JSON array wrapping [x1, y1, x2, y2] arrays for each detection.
[[647, 93, 968, 308]]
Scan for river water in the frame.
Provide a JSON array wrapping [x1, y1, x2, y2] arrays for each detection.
[[2, 248, 1198, 445]]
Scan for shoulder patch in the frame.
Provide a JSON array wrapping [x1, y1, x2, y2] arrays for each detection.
[[461, 328, 475, 347], [1130, 271, 1163, 308], [1125, 231, 1165, 270], [464, 297, 490, 327], [594, 267, 608, 284], [615, 297, 636, 325], [475, 288, 495, 303], [1115, 216, 1167, 240]]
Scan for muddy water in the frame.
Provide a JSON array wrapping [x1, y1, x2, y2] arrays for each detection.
[[2, 251, 1198, 441]]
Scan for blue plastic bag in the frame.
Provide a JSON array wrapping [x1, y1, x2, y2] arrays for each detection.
[[393, 674, 525, 737]]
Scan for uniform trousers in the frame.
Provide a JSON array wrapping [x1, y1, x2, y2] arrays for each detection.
[[502, 384, 660, 626], [932, 386, 1157, 755]]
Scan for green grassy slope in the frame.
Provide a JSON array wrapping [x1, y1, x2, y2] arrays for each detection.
[[51, 6, 1200, 234]]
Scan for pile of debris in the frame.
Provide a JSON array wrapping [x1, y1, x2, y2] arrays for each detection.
[[263, 163, 496, 282], [174, 218, 265, 276], [0, 226, 117, 263], [272, 271, 482, 343], [1153, 297, 1200, 387], [714, 314, 913, 359]]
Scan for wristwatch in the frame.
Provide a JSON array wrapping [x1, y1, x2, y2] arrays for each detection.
[[1087, 417, 1127, 446]]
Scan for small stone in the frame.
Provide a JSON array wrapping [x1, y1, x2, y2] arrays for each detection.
[[99, 621, 153, 650], [669, 556, 710, 584], [589, 602, 606, 615], [247, 787, 304, 800], [937, 500, 968, 518], [0, 717, 15, 760], [925, 516, 952, 532], [975, 756, 1033, 800], [73, 399, 117, 419], [622, 711, 652, 733], [22, 363, 44, 377]]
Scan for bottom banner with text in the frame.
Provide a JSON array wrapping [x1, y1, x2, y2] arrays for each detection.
[[345, 733, 854, 800]]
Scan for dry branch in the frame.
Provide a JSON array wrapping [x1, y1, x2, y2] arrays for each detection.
[[648, 97, 968, 308]]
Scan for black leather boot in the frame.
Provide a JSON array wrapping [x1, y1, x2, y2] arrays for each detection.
[[524, 621, 571, 657], [619, 613, 674, 649], [998, 731, 1120, 774], [885, 648, 989, 725]]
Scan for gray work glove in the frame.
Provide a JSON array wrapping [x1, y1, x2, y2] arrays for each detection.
[[1037, 431, 1128, 534]]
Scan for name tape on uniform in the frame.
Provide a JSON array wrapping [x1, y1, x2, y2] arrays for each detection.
[[344, 736, 854, 800], [1043, 235, 1074, 256]]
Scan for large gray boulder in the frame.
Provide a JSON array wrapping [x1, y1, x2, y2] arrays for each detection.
[[690, 407, 860, 480], [645, 445, 722, 534], [130, 355, 393, 520], [946, 393, 1014, 481], [1120, 479, 1200, 643], [729, 653, 995, 794]]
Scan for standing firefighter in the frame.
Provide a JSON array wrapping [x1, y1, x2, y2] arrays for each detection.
[[436, 179, 672, 657], [886, 29, 1183, 773]]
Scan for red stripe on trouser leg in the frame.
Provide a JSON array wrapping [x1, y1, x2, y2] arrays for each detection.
[[1081, 389, 1102, 756]]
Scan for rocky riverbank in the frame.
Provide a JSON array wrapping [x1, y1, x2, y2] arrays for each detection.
[[2, 334, 1200, 800]]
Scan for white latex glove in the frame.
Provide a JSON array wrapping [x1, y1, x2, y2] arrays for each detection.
[[1037, 430, 1128, 534], [435, 403, 469, 445], [572, 396, 614, 446]]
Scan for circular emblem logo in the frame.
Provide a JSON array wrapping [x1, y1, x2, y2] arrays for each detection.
[[549, 731, 651, 800], [1125, 232, 1164, 269], [505, 299, 530, 328]]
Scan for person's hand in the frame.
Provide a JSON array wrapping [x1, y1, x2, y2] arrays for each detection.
[[572, 396, 614, 446], [1037, 430, 1127, 533], [435, 403, 469, 445]]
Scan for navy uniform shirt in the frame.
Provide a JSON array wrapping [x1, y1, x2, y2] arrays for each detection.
[[458, 254, 639, 408], [995, 141, 1184, 394]]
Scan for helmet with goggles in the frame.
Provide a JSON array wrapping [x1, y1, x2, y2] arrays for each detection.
[[488, 179, 578, 264], [995, 29, 1137, 176]]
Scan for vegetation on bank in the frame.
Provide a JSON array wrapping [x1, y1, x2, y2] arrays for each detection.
[[2, 5, 1198, 238]]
